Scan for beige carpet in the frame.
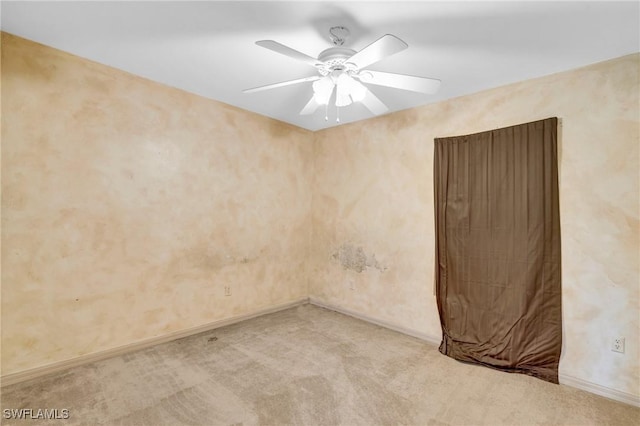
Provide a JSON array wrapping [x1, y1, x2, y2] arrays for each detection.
[[1, 304, 638, 425]]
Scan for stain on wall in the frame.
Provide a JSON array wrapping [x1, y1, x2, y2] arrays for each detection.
[[0, 33, 313, 375], [310, 54, 640, 398], [331, 244, 387, 273]]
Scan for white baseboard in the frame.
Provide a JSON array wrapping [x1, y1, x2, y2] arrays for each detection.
[[309, 297, 640, 408], [558, 373, 640, 407], [309, 297, 442, 346], [1, 297, 309, 387], [4, 296, 639, 408]]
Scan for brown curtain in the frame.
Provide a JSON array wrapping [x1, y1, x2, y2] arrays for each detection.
[[434, 117, 562, 383]]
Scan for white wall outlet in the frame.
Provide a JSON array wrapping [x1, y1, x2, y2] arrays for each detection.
[[612, 337, 625, 353], [224, 286, 231, 297]]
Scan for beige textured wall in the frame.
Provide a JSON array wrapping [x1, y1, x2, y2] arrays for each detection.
[[2, 31, 638, 400], [1, 33, 313, 375], [310, 54, 639, 397]]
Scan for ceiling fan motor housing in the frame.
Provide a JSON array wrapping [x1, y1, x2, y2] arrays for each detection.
[[317, 47, 358, 75]]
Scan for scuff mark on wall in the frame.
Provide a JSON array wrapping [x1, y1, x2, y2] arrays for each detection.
[[178, 242, 260, 272], [331, 244, 387, 273]]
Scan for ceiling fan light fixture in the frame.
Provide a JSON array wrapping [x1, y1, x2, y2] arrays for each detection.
[[351, 83, 367, 102], [336, 73, 351, 106], [335, 90, 352, 107], [312, 77, 334, 105], [342, 73, 367, 102], [334, 73, 367, 105]]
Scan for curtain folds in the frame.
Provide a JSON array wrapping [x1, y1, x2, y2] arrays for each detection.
[[434, 117, 562, 383]]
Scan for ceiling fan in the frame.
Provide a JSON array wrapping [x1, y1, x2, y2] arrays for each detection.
[[243, 26, 441, 122]]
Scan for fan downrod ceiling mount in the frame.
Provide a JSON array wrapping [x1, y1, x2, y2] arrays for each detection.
[[328, 26, 350, 46], [318, 27, 357, 75]]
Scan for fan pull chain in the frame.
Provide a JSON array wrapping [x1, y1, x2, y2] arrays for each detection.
[[325, 104, 329, 121], [336, 106, 340, 123]]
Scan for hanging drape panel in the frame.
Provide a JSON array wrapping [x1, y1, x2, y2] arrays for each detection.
[[434, 117, 562, 384]]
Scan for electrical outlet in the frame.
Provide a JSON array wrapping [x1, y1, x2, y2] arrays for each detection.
[[224, 286, 231, 297], [612, 337, 625, 353]]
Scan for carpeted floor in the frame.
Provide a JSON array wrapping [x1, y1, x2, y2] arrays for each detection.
[[1, 304, 638, 425]]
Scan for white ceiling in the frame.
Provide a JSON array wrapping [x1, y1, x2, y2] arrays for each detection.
[[2, 1, 639, 131]]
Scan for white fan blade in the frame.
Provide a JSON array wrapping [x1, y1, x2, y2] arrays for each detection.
[[300, 96, 321, 115], [256, 40, 322, 68], [243, 76, 320, 94], [361, 89, 389, 115], [359, 70, 441, 94], [346, 34, 408, 70]]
